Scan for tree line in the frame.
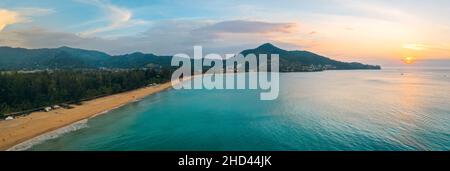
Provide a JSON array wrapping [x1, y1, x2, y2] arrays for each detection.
[[0, 69, 173, 116]]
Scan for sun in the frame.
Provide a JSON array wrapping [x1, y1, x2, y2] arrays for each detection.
[[403, 57, 415, 64]]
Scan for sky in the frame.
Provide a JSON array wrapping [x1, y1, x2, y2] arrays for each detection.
[[1, 0, 450, 66]]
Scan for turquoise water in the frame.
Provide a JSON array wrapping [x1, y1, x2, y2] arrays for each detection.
[[29, 68, 450, 151]]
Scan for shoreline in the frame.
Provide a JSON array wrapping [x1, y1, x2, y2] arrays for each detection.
[[0, 77, 192, 151]]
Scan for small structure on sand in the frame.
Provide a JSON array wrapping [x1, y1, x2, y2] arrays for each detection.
[[5, 116, 14, 120], [44, 107, 52, 112]]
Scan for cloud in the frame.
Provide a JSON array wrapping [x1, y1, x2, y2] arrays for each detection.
[[193, 20, 296, 34], [190, 20, 298, 50], [0, 19, 299, 56], [0, 9, 23, 31], [403, 43, 450, 52], [325, 0, 414, 22], [78, 0, 149, 36], [0, 7, 55, 32], [14, 7, 55, 17], [0, 27, 105, 48]]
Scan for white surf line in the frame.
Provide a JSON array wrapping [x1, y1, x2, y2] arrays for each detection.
[[7, 119, 89, 151]]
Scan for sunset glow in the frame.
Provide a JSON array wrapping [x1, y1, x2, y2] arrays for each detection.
[[0, 9, 21, 31], [403, 57, 415, 65]]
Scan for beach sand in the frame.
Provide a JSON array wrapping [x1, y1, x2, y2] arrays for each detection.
[[0, 78, 190, 150]]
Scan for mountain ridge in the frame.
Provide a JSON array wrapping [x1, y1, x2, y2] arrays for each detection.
[[0, 43, 381, 71]]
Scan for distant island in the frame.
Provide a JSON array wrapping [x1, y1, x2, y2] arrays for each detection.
[[0, 43, 380, 71]]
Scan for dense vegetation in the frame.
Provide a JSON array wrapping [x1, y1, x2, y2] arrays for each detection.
[[0, 46, 172, 70], [0, 69, 172, 116]]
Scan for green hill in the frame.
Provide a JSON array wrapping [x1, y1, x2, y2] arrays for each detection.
[[0, 44, 380, 71], [0, 46, 171, 70], [241, 43, 381, 72]]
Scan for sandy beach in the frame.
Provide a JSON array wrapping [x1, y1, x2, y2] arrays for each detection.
[[0, 78, 189, 150]]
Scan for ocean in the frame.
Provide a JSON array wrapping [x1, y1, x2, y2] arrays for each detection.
[[28, 68, 450, 151]]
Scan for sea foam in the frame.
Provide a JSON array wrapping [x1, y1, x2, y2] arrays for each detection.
[[7, 119, 89, 151]]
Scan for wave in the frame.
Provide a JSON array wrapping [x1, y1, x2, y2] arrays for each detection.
[[7, 119, 89, 151]]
